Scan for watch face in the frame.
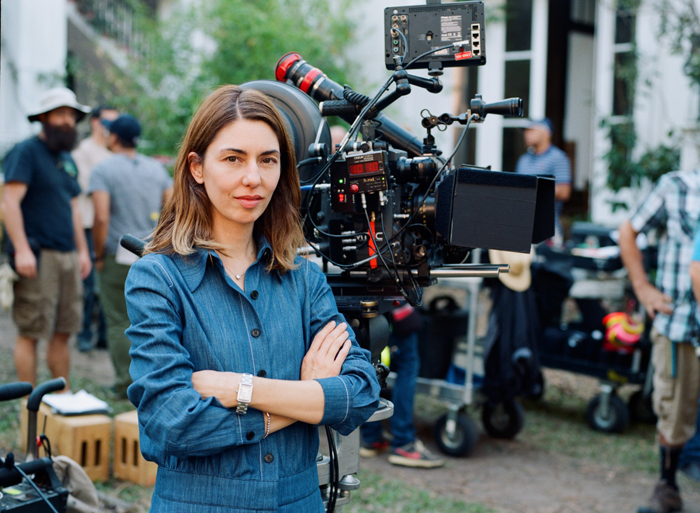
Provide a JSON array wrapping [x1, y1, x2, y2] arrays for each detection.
[[238, 385, 253, 403]]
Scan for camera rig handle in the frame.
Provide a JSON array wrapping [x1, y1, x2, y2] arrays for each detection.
[[26, 377, 66, 460], [0, 382, 33, 402]]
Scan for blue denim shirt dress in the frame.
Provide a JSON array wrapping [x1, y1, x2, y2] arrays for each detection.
[[124, 239, 380, 512]]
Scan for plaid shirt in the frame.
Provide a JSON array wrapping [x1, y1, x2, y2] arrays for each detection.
[[629, 170, 700, 343]]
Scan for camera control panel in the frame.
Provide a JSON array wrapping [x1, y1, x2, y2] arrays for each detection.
[[331, 151, 389, 213]]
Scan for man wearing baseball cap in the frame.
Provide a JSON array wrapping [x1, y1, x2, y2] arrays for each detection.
[[1, 87, 93, 390], [90, 114, 173, 397], [515, 118, 572, 245]]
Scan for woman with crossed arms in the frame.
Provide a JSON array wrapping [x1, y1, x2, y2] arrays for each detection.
[[124, 85, 380, 512]]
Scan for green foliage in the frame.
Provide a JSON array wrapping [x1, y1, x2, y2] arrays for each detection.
[[657, 0, 700, 87], [602, 120, 680, 211], [77, 0, 356, 157]]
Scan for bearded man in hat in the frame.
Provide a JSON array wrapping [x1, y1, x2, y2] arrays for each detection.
[[89, 114, 172, 397], [1, 87, 93, 389], [515, 118, 572, 245]]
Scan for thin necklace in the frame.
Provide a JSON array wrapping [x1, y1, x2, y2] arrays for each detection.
[[222, 264, 245, 281]]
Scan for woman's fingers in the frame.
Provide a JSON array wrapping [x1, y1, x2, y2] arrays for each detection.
[[309, 321, 336, 353], [334, 339, 351, 365], [320, 322, 348, 357]]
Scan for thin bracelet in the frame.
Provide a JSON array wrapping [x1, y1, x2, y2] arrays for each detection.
[[263, 412, 271, 439]]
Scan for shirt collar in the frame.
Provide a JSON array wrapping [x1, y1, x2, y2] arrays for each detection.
[[173, 235, 274, 292]]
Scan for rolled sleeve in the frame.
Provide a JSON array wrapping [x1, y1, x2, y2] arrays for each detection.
[[305, 260, 380, 435], [125, 256, 265, 462], [629, 175, 670, 233]]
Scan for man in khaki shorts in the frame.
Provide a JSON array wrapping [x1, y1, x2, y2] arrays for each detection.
[[619, 169, 700, 513], [1, 87, 93, 389]]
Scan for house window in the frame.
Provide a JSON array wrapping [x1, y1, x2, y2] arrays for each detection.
[[612, 9, 636, 116], [505, 0, 533, 52], [502, 0, 533, 171], [455, 67, 479, 167], [504, 60, 531, 119]]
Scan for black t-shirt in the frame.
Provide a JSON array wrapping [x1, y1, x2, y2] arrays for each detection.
[[3, 136, 81, 251]]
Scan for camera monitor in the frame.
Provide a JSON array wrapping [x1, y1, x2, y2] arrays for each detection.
[[384, 1, 486, 70]]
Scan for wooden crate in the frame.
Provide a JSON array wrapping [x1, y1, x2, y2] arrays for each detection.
[[19, 401, 111, 482], [113, 410, 158, 486]]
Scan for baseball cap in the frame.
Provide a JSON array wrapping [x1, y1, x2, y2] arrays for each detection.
[[27, 87, 91, 123], [102, 114, 141, 146], [526, 117, 553, 134]]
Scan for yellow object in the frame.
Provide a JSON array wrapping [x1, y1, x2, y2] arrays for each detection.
[[113, 410, 158, 486], [381, 345, 391, 367]]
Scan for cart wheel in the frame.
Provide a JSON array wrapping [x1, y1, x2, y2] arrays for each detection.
[[585, 394, 629, 433], [434, 412, 479, 457], [481, 400, 525, 439], [628, 390, 657, 424], [527, 370, 545, 401]]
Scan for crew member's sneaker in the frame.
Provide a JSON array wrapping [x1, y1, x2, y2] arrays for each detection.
[[360, 438, 390, 458], [637, 480, 683, 513], [388, 440, 445, 469]]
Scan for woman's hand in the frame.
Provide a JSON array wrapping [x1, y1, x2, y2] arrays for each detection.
[[301, 321, 351, 380], [192, 370, 240, 409]]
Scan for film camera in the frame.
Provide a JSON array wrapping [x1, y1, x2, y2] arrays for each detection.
[[241, 3, 553, 510], [241, 0, 554, 366]]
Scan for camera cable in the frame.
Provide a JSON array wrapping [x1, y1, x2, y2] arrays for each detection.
[[324, 425, 339, 512]]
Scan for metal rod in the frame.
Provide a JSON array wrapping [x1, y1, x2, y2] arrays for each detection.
[[463, 249, 482, 406]]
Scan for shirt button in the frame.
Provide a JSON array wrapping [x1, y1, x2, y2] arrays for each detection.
[[264, 453, 274, 463], [251, 329, 260, 338], [251, 290, 259, 299], [246, 431, 255, 441], [257, 369, 267, 378]]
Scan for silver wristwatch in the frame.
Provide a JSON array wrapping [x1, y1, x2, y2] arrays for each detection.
[[236, 374, 254, 414]]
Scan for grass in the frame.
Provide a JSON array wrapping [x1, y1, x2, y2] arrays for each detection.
[[520, 385, 658, 474], [347, 469, 495, 513]]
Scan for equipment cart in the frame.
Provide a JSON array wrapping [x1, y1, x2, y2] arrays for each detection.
[[386, 249, 527, 457], [535, 223, 655, 433]]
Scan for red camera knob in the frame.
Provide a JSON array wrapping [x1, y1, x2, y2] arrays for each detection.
[[350, 184, 359, 193]]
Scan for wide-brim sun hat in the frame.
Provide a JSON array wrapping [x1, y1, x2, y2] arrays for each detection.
[[27, 87, 91, 123], [488, 248, 534, 292]]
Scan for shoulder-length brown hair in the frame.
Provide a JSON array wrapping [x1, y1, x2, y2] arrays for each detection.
[[146, 85, 304, 272]]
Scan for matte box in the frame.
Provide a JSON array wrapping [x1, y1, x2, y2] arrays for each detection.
[[435, 167, 554, 253]]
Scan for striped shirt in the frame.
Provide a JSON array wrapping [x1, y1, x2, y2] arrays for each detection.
[[515, 145, 571, 232], [629, 170, 700, 343]]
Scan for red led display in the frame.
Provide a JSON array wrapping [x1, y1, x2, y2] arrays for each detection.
[[348, 161, 380, 175], [349, 163, 365, 175]]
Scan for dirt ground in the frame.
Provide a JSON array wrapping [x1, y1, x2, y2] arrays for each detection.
[[1, 308, 700, 513]]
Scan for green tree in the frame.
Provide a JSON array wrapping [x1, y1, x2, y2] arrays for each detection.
[[83, 0, 356, 157]]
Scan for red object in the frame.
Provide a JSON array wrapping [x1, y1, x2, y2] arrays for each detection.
[[350, 184, 359, 193], [368, 219, 377, 269], [338, 194, 345, 203], [455, 51, 473, 60], [299, 67, 321, 94], [275, 52, 301, 82], [349, 163, 364, 175]]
